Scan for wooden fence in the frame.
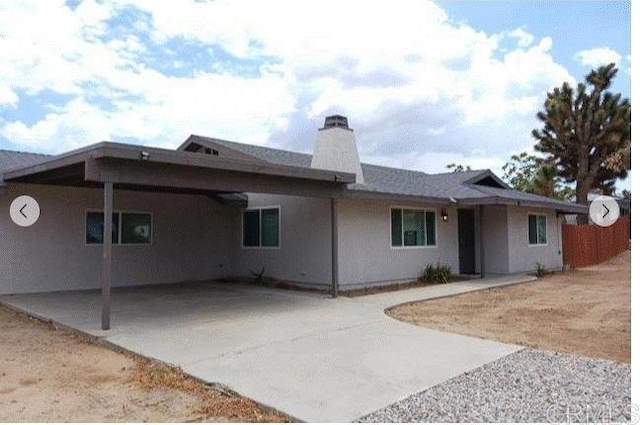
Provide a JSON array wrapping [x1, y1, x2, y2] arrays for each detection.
[[562, 216, 630, 268]]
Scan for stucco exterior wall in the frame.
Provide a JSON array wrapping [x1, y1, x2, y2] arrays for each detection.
[[336, 198, 459, 287], [481, 205, 510, 274], [229, 194, 333, 286], [1, 182, 566, 295], [0, 183, 235, 295], [507, 206, 563, 273]]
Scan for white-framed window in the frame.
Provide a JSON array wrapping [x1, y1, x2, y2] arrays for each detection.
[[86, 211, 153, 245], [243, 206, 280, 248], [528, 213, 547, 245], [390, 207, 436, 248]]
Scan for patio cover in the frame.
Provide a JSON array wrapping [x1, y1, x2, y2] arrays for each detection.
[[1, 142, 356, 329]]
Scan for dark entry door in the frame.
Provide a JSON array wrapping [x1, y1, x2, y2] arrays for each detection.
[[458, 209, 476, 274]]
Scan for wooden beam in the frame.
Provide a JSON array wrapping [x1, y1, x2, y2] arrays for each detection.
[[331, 197, 339, 298], [93, 143, 355, 183], [101, 182, 113, 330], [86, 158, 347, 199]]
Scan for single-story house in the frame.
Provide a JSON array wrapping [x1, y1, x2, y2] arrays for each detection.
[[0, 115, 586, 329]]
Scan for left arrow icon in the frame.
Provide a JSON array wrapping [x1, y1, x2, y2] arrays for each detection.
[[10, 195, 40, 227]]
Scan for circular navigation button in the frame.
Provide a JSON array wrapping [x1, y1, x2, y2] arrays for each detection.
[[589, 195, 620, 227], [10, 195, 40, 227]]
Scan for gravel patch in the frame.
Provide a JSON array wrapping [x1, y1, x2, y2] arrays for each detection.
[[356, 349, 630, 423]]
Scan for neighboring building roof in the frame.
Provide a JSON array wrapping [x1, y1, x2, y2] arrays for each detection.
[[0, 149, 51, 174], [569, 192, 630, 203], [0, 149, 51, 187], [183, 135, 588, 214], [566, 192, 631, 213]]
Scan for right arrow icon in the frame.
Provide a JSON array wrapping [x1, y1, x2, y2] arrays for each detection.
[[589, 195, 619, 227]]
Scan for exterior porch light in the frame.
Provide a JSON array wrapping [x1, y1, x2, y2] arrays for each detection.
[[441, 208, 449, 222]]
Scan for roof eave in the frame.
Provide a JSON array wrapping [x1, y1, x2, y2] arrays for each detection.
[[457, 196, 588, 214], [341, 189, 588, 214], [342, 188, 450, 205]]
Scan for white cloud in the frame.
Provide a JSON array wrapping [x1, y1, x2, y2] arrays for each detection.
[[0, 0, 576, 172], [506, 28, 535, 48], [0, 85, 18, 108], [0, 0, 295, 152], [1, 98, 113, 151], [575, 47, 622, 68]]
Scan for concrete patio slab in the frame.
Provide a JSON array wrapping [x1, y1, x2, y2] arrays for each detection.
[[1, 276, 529, 422]]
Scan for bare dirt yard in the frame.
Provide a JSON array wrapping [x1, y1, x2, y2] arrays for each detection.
[[0, 306, 289, 422], [388, 250, 630, 363]]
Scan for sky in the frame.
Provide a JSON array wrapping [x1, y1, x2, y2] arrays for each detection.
[[0, 0, 632, 190]]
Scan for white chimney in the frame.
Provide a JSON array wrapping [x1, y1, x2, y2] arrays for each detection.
[[311, 115, 364, 184]]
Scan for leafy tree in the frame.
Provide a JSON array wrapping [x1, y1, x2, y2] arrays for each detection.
[[501, 152, 575, 200], [532, 63, 631, 214], [446, 163, 472, 173]]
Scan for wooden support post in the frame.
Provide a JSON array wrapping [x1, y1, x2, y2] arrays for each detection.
[[101, 182, 113, 330], [331, 197, 339, 298], [478, 205, 485, 278]]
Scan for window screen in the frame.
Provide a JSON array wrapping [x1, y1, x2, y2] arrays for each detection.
[[537, 215, 547, 244], [86, 212, 119, 244], [243, 210, 260, 247], [261, 208, 280, 247], [391, 208, 435, 247], [528, 214, 547, 245], [121, 213, 152, 244], [391, 209, 403, 246], [425, 211, 436, 246], [403, 209, 425, 246]]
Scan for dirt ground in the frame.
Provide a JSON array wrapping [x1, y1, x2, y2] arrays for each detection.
[[388, 250, 631, 363], [0, 306, 290, 423]]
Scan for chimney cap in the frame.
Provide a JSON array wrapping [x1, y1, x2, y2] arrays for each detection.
[[322, 115, 350, 130]]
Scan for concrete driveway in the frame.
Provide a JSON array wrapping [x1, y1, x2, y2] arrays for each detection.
[[1, 277, 530, 422]]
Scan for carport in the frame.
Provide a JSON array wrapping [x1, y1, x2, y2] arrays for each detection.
[[1, 142, 355, 329]]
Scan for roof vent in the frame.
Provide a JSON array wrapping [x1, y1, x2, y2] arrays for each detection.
[[323, 115, 350, 130]]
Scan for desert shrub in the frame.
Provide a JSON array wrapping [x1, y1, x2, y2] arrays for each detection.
[[420, 262, 452, 284], [250, 267, 267, 284], [535, 262, 546, 278]]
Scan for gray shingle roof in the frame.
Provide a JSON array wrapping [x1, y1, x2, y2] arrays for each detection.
[[0, 149, 51, 174], [471, 185, 583, 210], [352, 166, 487, 200], [186, 135, 586, 213], [192, 137, 476, 199], [191, 136, 312, 168], [0, 137, 586, 214]]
